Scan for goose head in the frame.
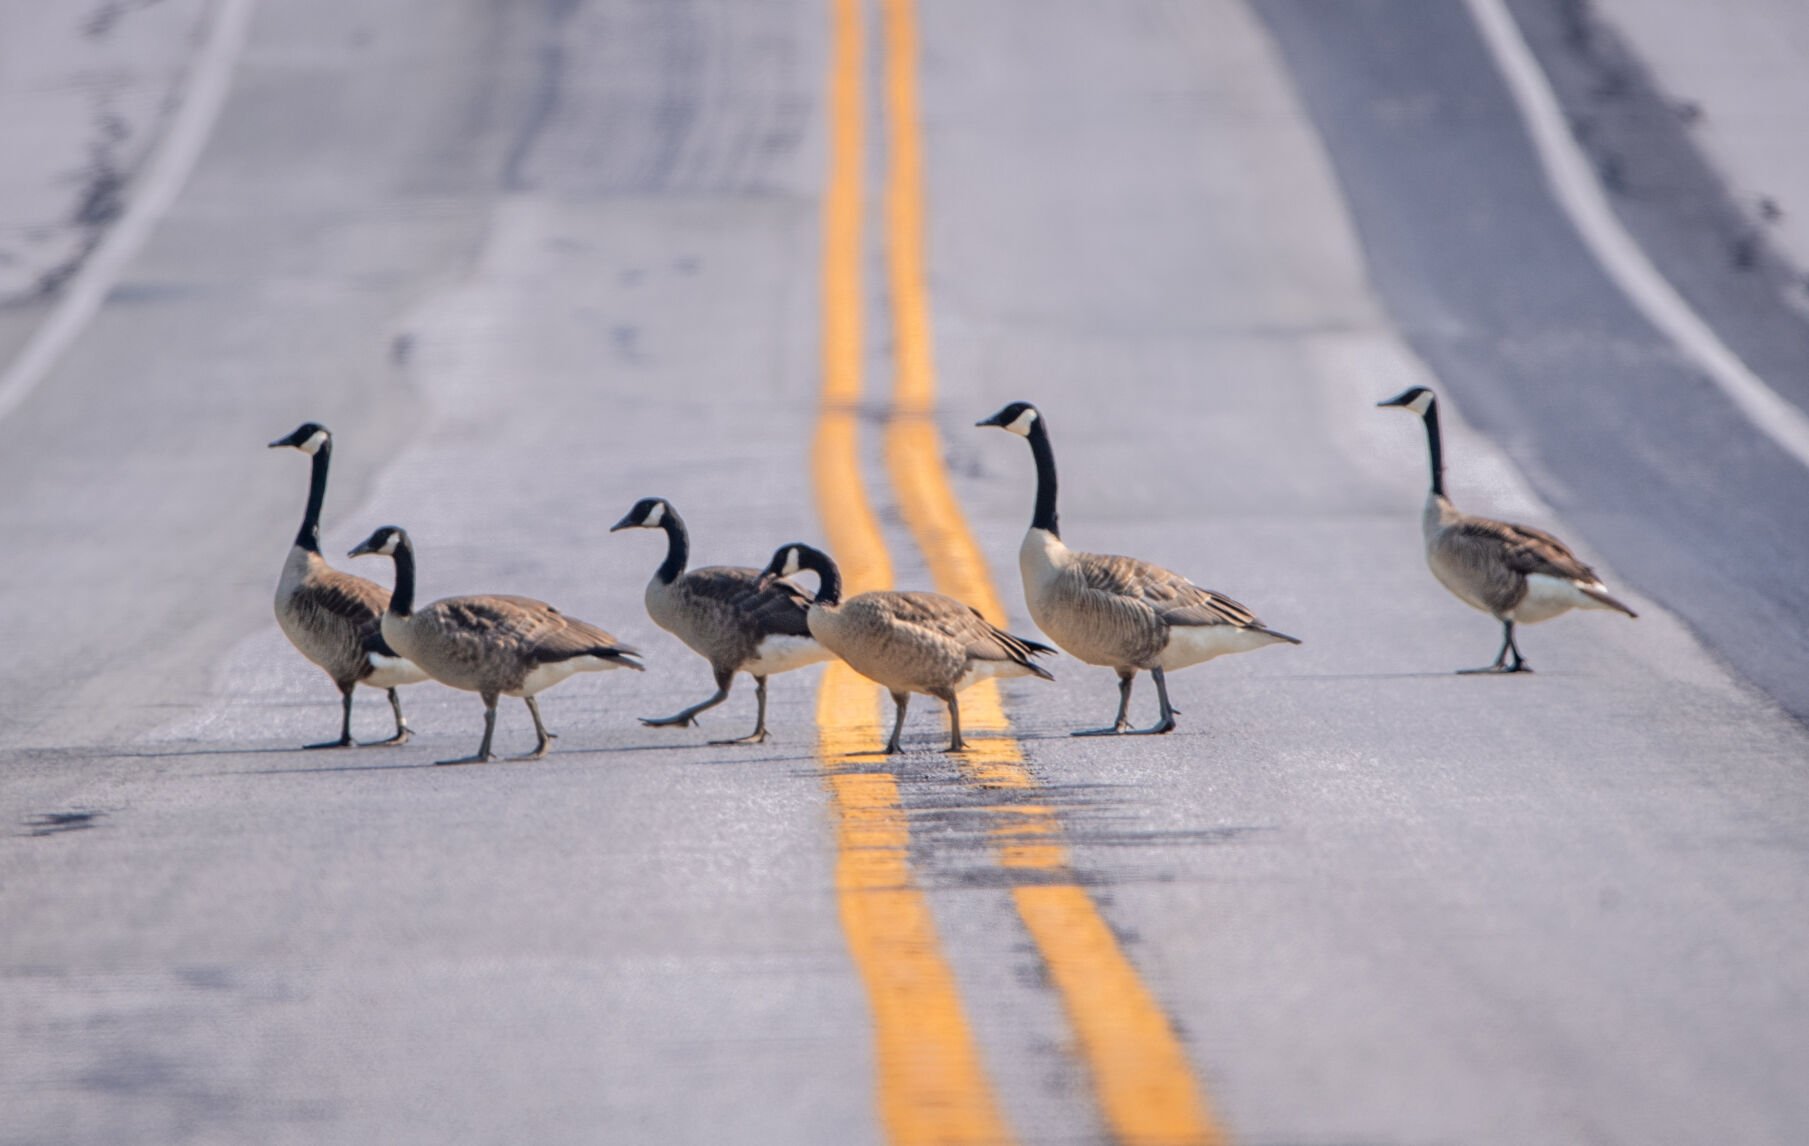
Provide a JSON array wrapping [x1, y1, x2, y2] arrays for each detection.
[[1376, 386, 1436, 417], [758, 543, 809, 583], [976, 401, 1041, 437], [269, 422, 330, 455], [348, 525, 407, 559], [757, 542, 841, 604], [610, 496, 672, 532]]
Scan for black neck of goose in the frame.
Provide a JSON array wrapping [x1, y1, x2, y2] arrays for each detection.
[[388, 535, 417, 617], [295, 440, 331, 552], [1027, 418, 1060, 537], [803, 547, 843, 607], [1423, 400, 1446, 498], [656, 509, 690, 585]]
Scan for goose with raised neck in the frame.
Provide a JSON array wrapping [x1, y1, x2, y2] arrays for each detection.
[[760, 542, 1052, 754], [611, 497, 829, 744], [1378, 385, 1637, 673], [351, 525, 644, 763], [978, 400, 1300, 735], [268, 422, 425, 747]]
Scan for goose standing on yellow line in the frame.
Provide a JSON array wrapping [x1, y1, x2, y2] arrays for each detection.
[[759, 543, 1054, 754], [978, 401, 1299, 735], [1377, 386, 1636, 673]]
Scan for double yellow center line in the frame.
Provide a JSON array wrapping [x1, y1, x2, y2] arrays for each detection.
[[814, 1, 1227, 1143]]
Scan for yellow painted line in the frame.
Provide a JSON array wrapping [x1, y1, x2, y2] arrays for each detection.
[[877, 0, 1229, 1142], [814, 1, 1014, 1143]]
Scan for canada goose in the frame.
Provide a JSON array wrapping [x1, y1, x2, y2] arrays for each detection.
[[268, 422, 428, 747], [977, 401, 1300, 735], [348, 525, 643, 762], [1377, 386, 1636, 672], [610, 497, 831, 743], [759, 543, 1054, 754]]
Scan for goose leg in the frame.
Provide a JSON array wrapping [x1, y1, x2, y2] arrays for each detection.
[[512, 696, 555, 760], [1459, 621, 1532, 675], [1128, 667, 1179, 735], [306, 684, 358, 749], [644, 669, 733, 728], [439, 693, 498, 765], [712, 675, 771, 745], [941, 690, 966, 753], [1073, 670, 1136, 736], [1504, 623, 1532, 673], [372, 687, 412, 746], [884, 691, 910, 755]]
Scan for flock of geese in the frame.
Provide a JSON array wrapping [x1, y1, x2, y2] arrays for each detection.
[[270, 388, 1637, 763]]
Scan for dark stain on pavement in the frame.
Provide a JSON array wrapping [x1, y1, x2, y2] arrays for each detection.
[[21, 810, 107, 838]]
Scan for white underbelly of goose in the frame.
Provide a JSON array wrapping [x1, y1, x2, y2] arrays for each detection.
[[743, 634, 831, 677], [955, 658, 1040, 691], [1155, 624, 1286, 671], [513, 655, 627, 697], [365, 652, 429, 689], [1510, 573, 1604, 625]]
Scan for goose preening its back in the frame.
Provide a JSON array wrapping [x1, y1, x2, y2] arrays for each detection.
[[349, 526, 643, 762], [1377, 386, 1636, 673], [269, 423, 427, 747], [759, 543, 1054, 754], [611, 497, 831, 743], [977, 401, 1300, 735]]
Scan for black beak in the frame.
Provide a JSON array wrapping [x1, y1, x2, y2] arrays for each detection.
[[1376, 389, 1419, 409], [608, 513, 638, 533], [975, 414, 1002, 428], [268, 437, 290, 449], [347, 542, 373, 558]]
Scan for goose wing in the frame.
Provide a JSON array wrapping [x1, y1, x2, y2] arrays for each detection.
[[887, 591, 1056, 679], [298, 566, 388, 631], [425, 595, 644, 669], [683, 565, 813, 638], [1453, 517, 1602, 584], [1078, 552, 1262, 629]]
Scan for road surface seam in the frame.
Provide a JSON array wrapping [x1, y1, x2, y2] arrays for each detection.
[[877, 0, 1227, 1143], [813, 0, 1015, 1142], [0, 0, 257, 425], [1467, 0, 1809, 472]]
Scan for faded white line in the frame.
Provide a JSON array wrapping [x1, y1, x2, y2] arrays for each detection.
[[1468, 0, 1809, 472], [0, 0, 257, 425]]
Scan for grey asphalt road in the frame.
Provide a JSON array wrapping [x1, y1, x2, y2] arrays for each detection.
[[3, 2, 1808, 1145]]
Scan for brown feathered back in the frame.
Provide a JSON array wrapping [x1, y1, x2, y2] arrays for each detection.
[[808, 589, 1054, 697], [387, 594, 642, 696]]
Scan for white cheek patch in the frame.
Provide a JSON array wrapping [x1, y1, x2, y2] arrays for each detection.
[[1005, 408, 1038, 436], [782, 549, 802, 576], [1406, 391, 1434, 417], [643, 502, 665, 528], [299, 429, 328, 455], [381, 535, 400, 555]]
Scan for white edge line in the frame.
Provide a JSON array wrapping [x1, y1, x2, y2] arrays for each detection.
[[1467, 0, 1809, 473], [0, 0, 257, 425]]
